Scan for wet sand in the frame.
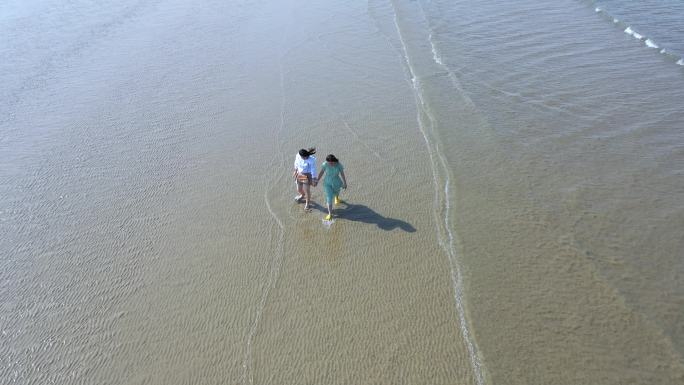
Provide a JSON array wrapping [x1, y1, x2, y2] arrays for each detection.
[[2, 0, 684, 384]]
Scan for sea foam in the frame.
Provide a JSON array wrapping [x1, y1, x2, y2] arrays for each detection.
[[392, 5, 485, 385], [624, 27, 643, 40], [429, 34, 445, 66], [644, 39, 658, 49]]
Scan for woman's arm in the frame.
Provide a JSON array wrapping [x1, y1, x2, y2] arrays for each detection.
[[340, 170, 347, 189], [317, 168, 325, 180], [293, 157, 298, 178], [309, 157, 318, 186], [309, 157, 318, 179]]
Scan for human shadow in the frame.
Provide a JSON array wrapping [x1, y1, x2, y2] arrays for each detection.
[[304, 201, 327, 214], [335, 202, 416, 232]]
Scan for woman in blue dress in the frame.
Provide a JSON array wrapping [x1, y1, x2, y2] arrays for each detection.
[[317, 154, 347, 220]]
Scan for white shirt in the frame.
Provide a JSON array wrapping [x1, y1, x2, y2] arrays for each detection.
[[294, 153, 317, 179]]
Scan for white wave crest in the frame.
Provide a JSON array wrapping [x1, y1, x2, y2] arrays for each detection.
[[595, 7, 601, 12], [613, 18, 619, 24], [677, 59, 684, 66], [644, 39, 658, 49], [625, 27, 644, 40]]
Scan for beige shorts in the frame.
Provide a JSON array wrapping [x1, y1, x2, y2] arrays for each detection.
[[296, 172, 312, 185]]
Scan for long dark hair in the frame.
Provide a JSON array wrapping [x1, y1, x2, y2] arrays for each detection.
[[299, 147, 316, 158], [325, 154, 339, 163]]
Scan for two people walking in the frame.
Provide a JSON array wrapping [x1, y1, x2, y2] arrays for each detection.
[[293, 148, 347, 221]]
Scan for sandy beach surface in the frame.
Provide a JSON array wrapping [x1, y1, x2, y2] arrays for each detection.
[[2, 0, 683, 384]]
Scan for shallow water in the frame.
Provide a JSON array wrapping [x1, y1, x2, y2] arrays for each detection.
[[2, 0, 683, 384]]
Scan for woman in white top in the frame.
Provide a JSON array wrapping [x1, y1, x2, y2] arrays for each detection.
[[293, 148, 317, 210]]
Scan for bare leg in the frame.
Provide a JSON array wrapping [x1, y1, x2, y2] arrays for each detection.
[[304, 183, 311, 210], [325, 200, 333, 220], [295, 181, 304, 201]]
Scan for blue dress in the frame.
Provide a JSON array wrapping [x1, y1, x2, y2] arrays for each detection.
[[321, 161, 344, 204]]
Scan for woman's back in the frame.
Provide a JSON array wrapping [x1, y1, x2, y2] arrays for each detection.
[[322, 161, 343, 183]]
